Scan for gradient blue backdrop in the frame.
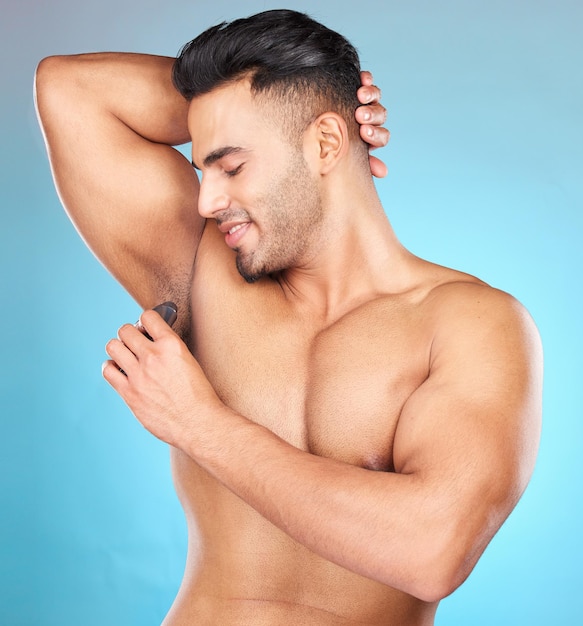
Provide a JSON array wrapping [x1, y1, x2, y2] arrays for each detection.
[[1, 0, 581, 624]]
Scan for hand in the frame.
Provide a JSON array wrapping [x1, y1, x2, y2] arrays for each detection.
[[102, 308, 221, 448], [356, 71, 390, 178]]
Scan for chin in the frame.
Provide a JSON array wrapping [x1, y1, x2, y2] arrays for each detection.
[[236, 254, 265, 284], [240, 271, 262, 284], [236, 251, 288, 284]]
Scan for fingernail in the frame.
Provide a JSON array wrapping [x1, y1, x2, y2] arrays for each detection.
[[363, 111, 371, 121], [367, 128, 374, 137]]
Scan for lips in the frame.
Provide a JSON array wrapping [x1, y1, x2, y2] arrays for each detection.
[[228, 223, 246, 235], [219, 220, 251, 248]]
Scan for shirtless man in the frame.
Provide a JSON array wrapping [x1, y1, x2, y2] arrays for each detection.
[[35, 9, 543, 626]]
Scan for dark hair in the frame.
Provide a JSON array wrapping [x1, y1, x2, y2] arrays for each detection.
[[173, 9, 364, 144]]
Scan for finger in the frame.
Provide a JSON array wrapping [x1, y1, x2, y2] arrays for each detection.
[[138, 308, 178, 342], [369, 155, 388, 179], [355, 103, 388, 127], [134, 302, 178, 340], [117, 323, 150, 357], [360, 125, 391, 149], [134, 319, 154, 341], [105, 336, 139, 376], [360, 70, 373, 87], [102, 358, 131, 390], [357, 84, 381, 105]]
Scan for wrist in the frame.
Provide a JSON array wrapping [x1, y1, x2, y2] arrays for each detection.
[[182, 402, 262, 473]]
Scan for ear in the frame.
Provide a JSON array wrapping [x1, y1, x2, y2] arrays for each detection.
[[305, 112, 349, 175]]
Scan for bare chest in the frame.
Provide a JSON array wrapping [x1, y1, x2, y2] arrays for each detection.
[[190, 291, 431, 471]]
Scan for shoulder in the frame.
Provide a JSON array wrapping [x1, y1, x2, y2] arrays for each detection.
[[426, 276, 538, 342], [416, 271, 542, 386], [395, 267, 543, 475]]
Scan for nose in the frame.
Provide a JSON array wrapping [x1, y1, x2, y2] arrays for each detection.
[[197, 175, 230, 219]]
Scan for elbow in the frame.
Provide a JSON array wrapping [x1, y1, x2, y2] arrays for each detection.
[[385, 533, 480, 603], [419, 530, 483, 602], [34, 55, 76, 118], [401, 560, 472, 604], [410, 566, 468, 604], [34, 56, 60, 116], [402, 568, 467, 604], [35, 55, 62, 95]]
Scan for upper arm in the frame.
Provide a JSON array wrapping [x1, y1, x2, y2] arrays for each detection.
[[394, 286, 543, 590], [35, 54, 203, 322]]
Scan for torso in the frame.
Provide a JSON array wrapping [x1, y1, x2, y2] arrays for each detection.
[[163, 222, 481, 625]]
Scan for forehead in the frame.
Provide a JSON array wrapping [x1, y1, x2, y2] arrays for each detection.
[[188, 80, 282, 166]]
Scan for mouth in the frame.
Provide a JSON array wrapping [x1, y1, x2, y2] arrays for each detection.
[[218, 220, 252, 249], [228, 223, 246, 235]]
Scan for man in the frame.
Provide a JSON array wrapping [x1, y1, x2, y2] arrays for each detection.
[[35, 9, 542, 626]]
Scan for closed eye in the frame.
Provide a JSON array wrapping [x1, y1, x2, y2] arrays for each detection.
[[225, 164, 244, 177]]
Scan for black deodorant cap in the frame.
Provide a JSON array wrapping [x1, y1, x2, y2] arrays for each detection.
[[152, 301, 178, 327]]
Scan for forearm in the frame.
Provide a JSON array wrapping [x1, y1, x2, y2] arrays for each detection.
[[187, 406, 473, 602], [104, 312, 509, 603], [36, 52, 190, 146]]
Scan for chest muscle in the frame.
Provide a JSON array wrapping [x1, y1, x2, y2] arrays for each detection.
[[190, 285, 430, 471]]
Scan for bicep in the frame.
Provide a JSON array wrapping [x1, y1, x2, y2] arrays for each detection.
[[393, 291, 542, 574], [36, 56, 203, 311]]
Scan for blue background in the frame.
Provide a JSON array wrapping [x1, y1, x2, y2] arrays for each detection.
[[1, 0, 581, 623]]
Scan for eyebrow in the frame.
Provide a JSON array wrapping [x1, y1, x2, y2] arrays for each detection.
[[191, 146, 246, 171]]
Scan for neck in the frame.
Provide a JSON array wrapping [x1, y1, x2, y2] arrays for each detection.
[[276, 175, 415, 323]]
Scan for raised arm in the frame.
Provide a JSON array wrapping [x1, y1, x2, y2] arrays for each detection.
[[34, 53, 202, 332], [35, 57, 388, 331]]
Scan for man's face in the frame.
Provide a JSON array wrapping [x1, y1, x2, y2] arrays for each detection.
[[188, 80, 324, 283]]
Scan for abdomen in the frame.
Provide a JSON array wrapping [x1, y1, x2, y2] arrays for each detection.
[[169, 448, 437, 626]]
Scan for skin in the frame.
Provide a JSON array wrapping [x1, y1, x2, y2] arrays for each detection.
[[35, 51, 542, 626]]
